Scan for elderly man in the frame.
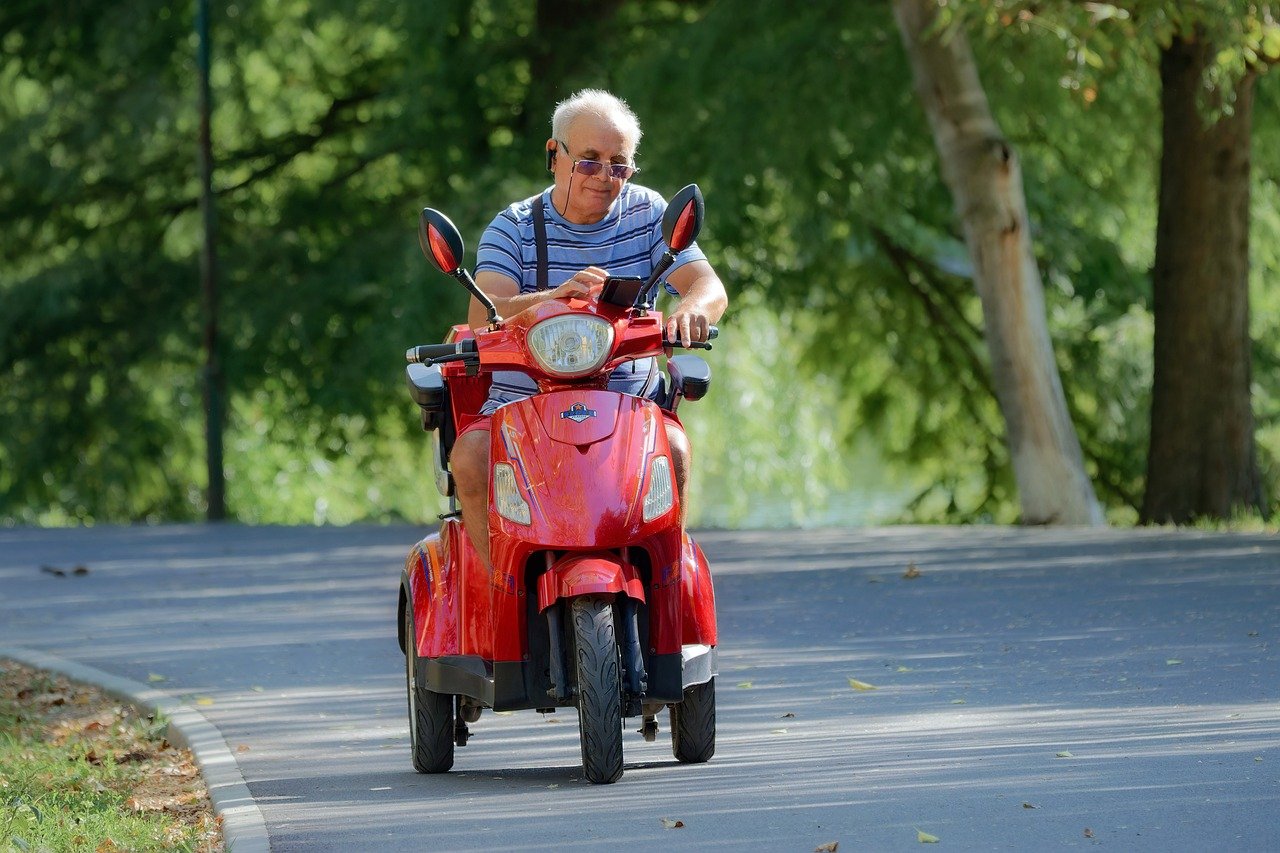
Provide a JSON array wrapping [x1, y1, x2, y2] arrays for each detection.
[[450, 88, 727, 567]]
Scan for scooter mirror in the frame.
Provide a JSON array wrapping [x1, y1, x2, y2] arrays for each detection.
[[662, 184, 705, 252], [419, 208, 466, 275]]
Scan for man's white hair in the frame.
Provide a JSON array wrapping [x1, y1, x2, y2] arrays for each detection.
[[551, 89, 642, 159]]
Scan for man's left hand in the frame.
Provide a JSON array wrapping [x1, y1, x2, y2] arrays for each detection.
[[666, 308, 713, 349]]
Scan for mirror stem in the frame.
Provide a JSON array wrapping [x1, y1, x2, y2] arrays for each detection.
[[454, 269, 502, 326], [635, 250, 677, 312]]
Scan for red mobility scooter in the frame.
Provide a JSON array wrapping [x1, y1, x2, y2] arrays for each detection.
[[397, 185, 719, 784]]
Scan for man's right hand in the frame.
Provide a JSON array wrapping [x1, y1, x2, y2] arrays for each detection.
[[470, 267, 608, 328], [551, 266, 608, 300]]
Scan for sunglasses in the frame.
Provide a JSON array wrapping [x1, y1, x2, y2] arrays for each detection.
[[556, 140, 640, 181]]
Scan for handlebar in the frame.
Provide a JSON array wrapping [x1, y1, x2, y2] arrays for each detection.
[[663, 325, 719, 350], [408, 325, 718, 365], [406, 340, 477, 364]]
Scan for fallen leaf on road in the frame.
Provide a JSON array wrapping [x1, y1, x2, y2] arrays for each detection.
[[1056, 750, 1074, 758], [660, 818, 685, 829], [916, 828, 939, 843], [1084, 828, 1095, 838], [251, 686, 265, 692], [951, 699, 966, 705], [847, 678, 877, 691], [903, 562, 922, 579], [815, 842, 839, 852], [195, 697, 214, 707], [737, 681, 753, 689], [148, 674, 167, 683], [897, 666, 914, 672], [236, 745, 250, 753], [1166, 659, 1182, 666]]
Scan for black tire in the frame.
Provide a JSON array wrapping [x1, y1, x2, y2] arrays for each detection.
[[670, 677, 716, 763], [571, 596, 624, 784], [404, 607, 454, 773]]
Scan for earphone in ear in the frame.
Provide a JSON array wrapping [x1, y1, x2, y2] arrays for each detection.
[[546, 144, 557, 172]]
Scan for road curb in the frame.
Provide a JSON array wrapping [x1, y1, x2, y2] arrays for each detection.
[[1, 646, 270, 853]]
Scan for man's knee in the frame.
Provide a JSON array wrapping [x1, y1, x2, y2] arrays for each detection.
[[451, 429, 490, 496], [664, 421, 691, 488], [666, 424, 690, 458]]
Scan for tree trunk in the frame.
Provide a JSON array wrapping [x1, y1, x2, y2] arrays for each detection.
[[892, 0, 1103, 526], [1141, 34, 1266, 523]]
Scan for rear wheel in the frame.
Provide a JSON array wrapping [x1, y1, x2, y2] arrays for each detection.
[[404, 607, 454, 773], [571, 596, 624, 784], [670, 677, 716, 763]]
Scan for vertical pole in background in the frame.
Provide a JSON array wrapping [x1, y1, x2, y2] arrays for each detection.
[[197, 0, 226, 520]]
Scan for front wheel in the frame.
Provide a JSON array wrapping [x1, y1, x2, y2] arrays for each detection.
[[404, 607, 454, 773], [571, 596, 624, 784], [670, 677, 715, 763]]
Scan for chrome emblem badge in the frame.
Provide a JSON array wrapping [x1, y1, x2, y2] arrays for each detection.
[[560, 402, 597, 423]]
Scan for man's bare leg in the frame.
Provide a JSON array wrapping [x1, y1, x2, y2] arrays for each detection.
[[665, 421, 692, 526], [450, 428, 491, 566]]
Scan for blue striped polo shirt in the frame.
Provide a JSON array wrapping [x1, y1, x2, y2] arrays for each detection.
[[474, 183, 706, 412]]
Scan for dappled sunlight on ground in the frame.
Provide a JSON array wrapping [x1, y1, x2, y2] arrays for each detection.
[[3, 524, 1277, 850]]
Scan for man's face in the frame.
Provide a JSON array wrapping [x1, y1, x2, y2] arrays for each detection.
[[551, 117, 634, 224]]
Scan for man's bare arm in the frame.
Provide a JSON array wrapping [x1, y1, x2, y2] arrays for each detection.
[[663, 259, 728, 347], [467, 267, 609, 329]]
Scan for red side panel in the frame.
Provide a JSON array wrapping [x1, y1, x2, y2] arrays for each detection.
[[449, 518, 495, 659], [645, 535, 684, 655]]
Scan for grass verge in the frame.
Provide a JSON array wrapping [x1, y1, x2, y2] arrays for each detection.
[[0, 659, 222, 852]]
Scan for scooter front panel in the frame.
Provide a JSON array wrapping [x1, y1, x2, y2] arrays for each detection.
[[489, 391, 671, 549], [531, 389, 621, 446]]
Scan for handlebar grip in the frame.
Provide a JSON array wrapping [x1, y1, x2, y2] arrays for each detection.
[[661, 325, 720, 350], [406, 340, 477, 363]]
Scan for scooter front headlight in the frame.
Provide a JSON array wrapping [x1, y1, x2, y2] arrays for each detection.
[[493, 463, 531, 525], [642, 456, 675, 522], [527, 315, 614, 378]]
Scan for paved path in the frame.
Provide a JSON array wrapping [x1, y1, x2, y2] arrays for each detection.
[[2, 525, 1277, 851]]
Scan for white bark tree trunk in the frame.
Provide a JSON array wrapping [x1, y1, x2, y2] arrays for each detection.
[[893, 0, 1104, 525]]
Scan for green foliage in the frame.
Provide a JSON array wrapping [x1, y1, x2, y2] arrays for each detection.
[[1, 0, 1278, 525]]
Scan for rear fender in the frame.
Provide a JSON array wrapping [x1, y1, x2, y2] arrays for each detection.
[[402, 529, 461, 659], [681, 533, 718, 646], [537, 552, 646, 612]]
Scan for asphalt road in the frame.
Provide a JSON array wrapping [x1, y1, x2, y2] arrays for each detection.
[[2, 524, 1278, 851]]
